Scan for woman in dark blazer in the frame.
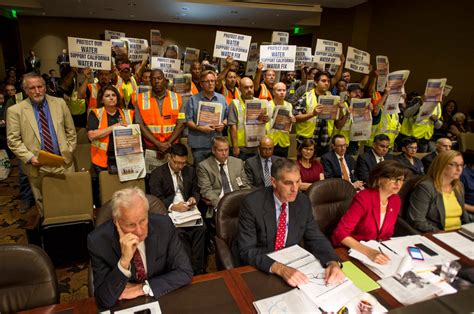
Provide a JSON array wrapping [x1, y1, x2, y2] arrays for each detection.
[[407, 150, 470, 232], [332, 160, 408, 264]]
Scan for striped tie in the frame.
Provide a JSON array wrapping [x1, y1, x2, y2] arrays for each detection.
[[264, 159, 271, 187], [38, 103, 54, 153]]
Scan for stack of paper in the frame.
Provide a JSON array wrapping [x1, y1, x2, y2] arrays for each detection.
[[253, 288, 320, 314], [378, 275, 442, 306], [168, 207, 203, 228], [459, 222, 474, 240], [267, 245, 364, 312], [433, 232, 474, 259]]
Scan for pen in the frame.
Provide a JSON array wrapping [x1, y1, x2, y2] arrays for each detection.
[[381, 242, 398, 255], [378, 246, 384, 255]]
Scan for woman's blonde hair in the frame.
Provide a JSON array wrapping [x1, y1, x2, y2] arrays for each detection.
[[427, 150, 463, 193]]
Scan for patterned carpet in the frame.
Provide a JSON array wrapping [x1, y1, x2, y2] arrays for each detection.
[[1, 157, 216, 304]]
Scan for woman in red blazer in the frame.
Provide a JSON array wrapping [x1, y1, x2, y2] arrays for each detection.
[[332, 160, 409, 264]]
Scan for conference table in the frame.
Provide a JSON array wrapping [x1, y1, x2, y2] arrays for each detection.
[[20, 234, 474, 314]]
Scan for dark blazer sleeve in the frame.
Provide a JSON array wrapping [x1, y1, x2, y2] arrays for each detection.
[[183, 165, 200, 203], [355, 153, 371, 183], [299, 196, 340, 266], [320, 153, 337, 179], [149, 166, 175, 208], [407, 179, 441, 232], [87, 222, 130, 310], [147, 216, 193, 297], [237, 192, 276, 272], [347, 155, 358, 182], [244, 157, 259, 188]]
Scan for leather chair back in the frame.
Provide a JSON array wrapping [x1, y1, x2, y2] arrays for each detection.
[[0, 244, 59, 313], [306, 178, 356, 237], [95, 194, 167, 227], [398, 175, 424, 219], [215, 189, 254, 270], [98, 171, 146, 206]]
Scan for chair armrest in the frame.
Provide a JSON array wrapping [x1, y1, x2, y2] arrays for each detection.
[[215, 236, 235, 270], [394, 217, 420, 237]]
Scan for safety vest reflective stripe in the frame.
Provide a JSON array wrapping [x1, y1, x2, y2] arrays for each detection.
[[258, 83, 273, 101], [116, 76, 138, 92], [90, 107, 134, 168], [138, 90, 181, 145], [268, 100, 292, 147], [222, 82, 241, 106], [412, 102, 441, 140], [87, 83, 100, 108]]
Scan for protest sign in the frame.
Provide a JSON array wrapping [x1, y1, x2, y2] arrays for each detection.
[[314, 39, 343, 65], [150, 29, 164, 57], [105, 30, 125, 40], [350, 98, 372, 141], [246, 43, 259, 76], [173, 74, 192, 96], [183, 47, 200, 72], [121, 37, 149, 62], [385, 70, 410, 114], [151, 57, 181, 79], [295, 47, 312, 64], [113, 124, 146, 182], [416, 102, 438, 123], [213, 31, 252, 62], [68, 37, 111, 70], [376, 56, 389, 92], [443, 84, 453, 96], [318, 95, 340, 120], [271, 31, 289, 45], [345, 47, 370, 74], [259, 45, 297, 71], [197, 102, 223, 126]]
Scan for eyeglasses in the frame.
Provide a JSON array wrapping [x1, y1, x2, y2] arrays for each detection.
[[406, 145, 418, 151], [386, 177, 405, 184], [201, 80, 216, 84], [448, 162, 465, 169]]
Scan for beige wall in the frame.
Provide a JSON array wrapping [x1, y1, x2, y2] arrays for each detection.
[[18, 16, 274, 74]]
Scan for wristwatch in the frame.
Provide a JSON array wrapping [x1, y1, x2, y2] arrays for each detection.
[[142, 280, 151, 296], [326, 260, 343, 269]]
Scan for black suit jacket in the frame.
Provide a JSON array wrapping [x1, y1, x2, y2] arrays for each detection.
[[320, 151, 357, 182], [235, 187, 339, 272], [355, 150, 393, 183], [395, 153, 424, 175], [421, 151, 437, 173], [87, 214, 193, 310], [149, 163, 200, 208], [244, 155, 282, 188]]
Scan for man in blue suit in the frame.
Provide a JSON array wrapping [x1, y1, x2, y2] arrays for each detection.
[[88, 188, 193, 310]]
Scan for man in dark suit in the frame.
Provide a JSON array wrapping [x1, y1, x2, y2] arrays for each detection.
[[25, 50, 41, 74], [422, 137, 452, 172], [235, 159, 344, 287], [320, 134, 364, 189], [355, 134, 393, 183], [88, 188, 193, 310], [149, 143, 206, 275], [245, 136, 282, 188]]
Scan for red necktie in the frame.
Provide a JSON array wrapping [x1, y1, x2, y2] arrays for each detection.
[[133, 249, 147, 282], [38, 103, 54, 153], [274, 202, 287, 251]]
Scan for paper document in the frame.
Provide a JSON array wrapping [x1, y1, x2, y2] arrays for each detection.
[[267, 245, 363, 312], [169, 207, 203, 228], [253, 288, 320, 314], [112, 301, 161, 314], [378, 275, 442, 305], [459, 222, 474, 240], [433, 232, 474, 259], [38, 150, 65, 167]]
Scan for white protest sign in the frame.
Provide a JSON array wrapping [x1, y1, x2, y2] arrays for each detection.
[[345, 46, 371, 74], [151, 57, 181, 79], [121, 37, 149, 62], [105, 30, 125, 40], [213, 31, 252, 62], [443, 84, 453, 96], [246, 43, 259, 76], [314, 39, 343, 65], [376, 55, 389, 92], [259, 45, 297, 71], [271, 32, 289, 45], [68, 37, 111, 70], [295, 47, 312, 64]]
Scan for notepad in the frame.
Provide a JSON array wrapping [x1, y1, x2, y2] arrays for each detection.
[[342, 261, 380, 292]]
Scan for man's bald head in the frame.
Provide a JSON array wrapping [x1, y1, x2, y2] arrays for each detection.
[[240, 77, 254, 100], [259, 136, 274, 159]]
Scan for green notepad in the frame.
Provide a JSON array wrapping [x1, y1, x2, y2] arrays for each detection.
[[342, 261, 380, 292]]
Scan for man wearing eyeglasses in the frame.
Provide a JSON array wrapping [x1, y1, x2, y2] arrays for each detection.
[[321, 134, 364, 189], [395, 136, 424, 175], [149, 143, 206, 275], [186, 70, 228, 166]]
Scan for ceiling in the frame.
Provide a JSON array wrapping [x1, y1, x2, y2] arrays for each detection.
[[0, 0, 367, 30]]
